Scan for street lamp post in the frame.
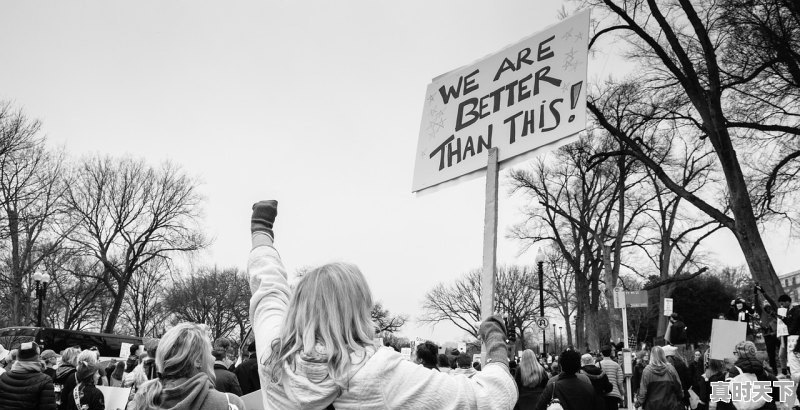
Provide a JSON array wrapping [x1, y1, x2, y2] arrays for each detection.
[[552, 324, 556, 352], [559, 326, 563, 352], [535, 248, 545, 355], [33, 270, 51, 327]]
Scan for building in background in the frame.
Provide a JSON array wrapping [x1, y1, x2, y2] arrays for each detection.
[[780, 270, 800, 301]]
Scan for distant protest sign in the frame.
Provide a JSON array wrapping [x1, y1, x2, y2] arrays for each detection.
[[709, 319, 747, 360], [412, 10, 590, 192]]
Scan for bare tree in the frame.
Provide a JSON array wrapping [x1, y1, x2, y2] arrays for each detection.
[[0, 110, 70, 325], [165, 267, 250, 341], [586, 0, 800, 298], [419, 265, 541, 349], [64, 156, 207, 333], [371, 302, 408, 334], [541, 246, 577, 347], [119, 259, 170, 338], [42, 252, 108, 331]]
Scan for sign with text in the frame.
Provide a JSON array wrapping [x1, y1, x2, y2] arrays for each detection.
[[709, 319, 747, 360], [664, 298, 673, 316], [614, 290, 648, 308], [412, 10, 590, 192], [401, 347, 413, 361]]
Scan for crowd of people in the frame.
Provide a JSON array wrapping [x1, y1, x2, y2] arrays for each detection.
[[0, 200, 798, 409], [0, 328, 260, 409]]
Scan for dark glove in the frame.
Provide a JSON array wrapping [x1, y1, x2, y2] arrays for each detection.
[[251, 200, 278, 239], [478, 314, 509, 366]]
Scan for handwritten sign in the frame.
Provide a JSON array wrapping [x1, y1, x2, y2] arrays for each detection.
[[412, 10, 590, 192], [95, 386, 130, 410]]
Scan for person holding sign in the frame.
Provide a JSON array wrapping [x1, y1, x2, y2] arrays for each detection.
[[248, 200, 517, 409], [756, 285, 800, 407]]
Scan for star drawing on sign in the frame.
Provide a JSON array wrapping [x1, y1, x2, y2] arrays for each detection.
[[561, 27, 574, 40], [565, 48, 577, 61], [427, 94, 435, 103], [560, 82, 570, 93], [574, 31, 584, 42]]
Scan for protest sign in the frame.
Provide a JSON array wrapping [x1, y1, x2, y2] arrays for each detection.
[[472, 354, 481, 364], [119, 342, 132, 360], [709, 319, 747, 360], [241, 390, 264, 410], [95, 386, 130, 410], [664, 298, 673, 316], [412, 9, 590, 193], [400, 347, 413, 361]]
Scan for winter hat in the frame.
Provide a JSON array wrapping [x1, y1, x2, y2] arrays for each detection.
[[663, 345, 677, 357], [76, 361, 103, 383], [18, 342, 40, 362], [40, 350, 58, 361]]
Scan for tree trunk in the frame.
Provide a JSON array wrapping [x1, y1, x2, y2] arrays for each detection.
[[8, 209, 22, 325], [103, 278, 128, 334], [574, 268, 588, 350]]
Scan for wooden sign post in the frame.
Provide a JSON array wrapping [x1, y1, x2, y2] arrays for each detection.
[[480, 148, 499, 367]]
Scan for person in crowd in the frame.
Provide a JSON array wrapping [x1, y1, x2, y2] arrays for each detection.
[[580, 353, 612, 409], [41, 350, 58, 380], [635, 345, 682, 410], [665, 313, 688, 348], [688, 349, 704, 387], [534, 349, 600, 410], [692, 358, 725, 410], [212, 346, 242, 396], [0, 342, 56, 410], [128, 323, 246, 410], [599, 345, 625, 410], [233, 341, 259, 395], [212, 337, 236, 372], [549, 362, 560, 377], [451, 353, 478, 378], [438, 354, 452, 374], [55, 347, 81, 407], [717, 340, 779, 410], [754, 284, 782, 374], [727, 297, 755, 340], [664, 346, 691, 408], [62, 349, 103, 409], [109, 361, 125, 387], [415, 341, 439, 371], [514, 350, 548, 410], [631, 349, 649, 400], [757, 286, 800, 404], [129, 345, 140, 361], [124, 338, 159, 392], [248, 200, 516, 409], [63, 357, 105, 410], [5, 349, 18, 371]]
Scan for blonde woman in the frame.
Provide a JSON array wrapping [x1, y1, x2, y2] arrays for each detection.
[[635, 346, 683, 410], [248, 200, 517, 409], [129, 323, 246, 410], [514, 349, 548, 410]]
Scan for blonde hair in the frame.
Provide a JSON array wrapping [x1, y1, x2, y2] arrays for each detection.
[[61, 347, 80, 366], [137, 323, 215, 409], [649, 346, 668, 367], [518, 349, 546, 388], [267, 262, 375, 389]]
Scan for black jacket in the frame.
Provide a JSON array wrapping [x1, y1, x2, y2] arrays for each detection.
[[534, 373, 602, 410], [580, 364, 613, 396], [234, 355, 260, 395], [61, 382, 104, 410], [668, 320, 687, 344], [0, 367, 57, 410], [514, 367, 548, 410], [213, 364, 243, 396]]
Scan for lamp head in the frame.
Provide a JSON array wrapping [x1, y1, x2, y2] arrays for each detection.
[[33, 272, 43, 282], [535, 247, 545, 264], [41, 273, 51, 284]]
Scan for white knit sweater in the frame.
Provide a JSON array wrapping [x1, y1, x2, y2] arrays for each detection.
[[248, 243, 518, 409]]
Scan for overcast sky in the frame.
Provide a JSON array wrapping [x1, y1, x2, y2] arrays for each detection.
[[1, 1, 797, 344]]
